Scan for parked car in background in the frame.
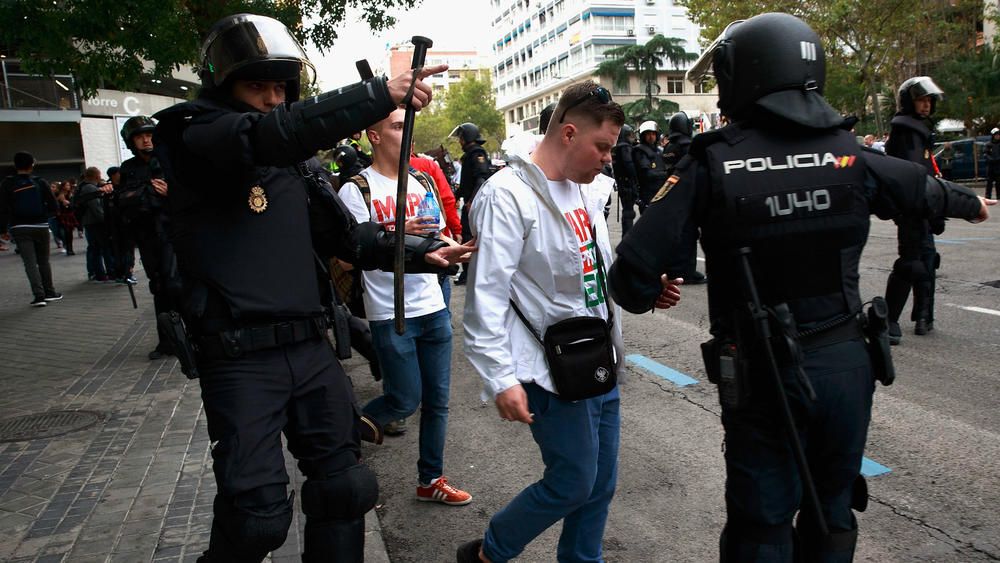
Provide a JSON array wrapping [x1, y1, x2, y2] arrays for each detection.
[[934, 136, 989, 180]]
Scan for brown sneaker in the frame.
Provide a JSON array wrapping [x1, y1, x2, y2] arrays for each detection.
[[416, 477, 472, 506]]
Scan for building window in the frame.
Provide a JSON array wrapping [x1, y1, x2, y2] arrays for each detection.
[[510, 110, 516, 122], [666, 77, 683, 94], [694, 79, 712, 94]]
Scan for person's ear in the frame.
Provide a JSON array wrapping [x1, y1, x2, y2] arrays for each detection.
[[561, 123, 577, 145], [367, 129, 379, 146]]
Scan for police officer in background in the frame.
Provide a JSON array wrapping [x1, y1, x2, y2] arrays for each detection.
[[633, 120, 667, 212], [152, 14, 467, 562], [347, 131, 374, 168], [985, 127, 1000, 199], [661, 111, 706, 284], [117, 115, 180, 359], [452, 122, 492, 285], [883, 77, 945, 343], [609, 13, 993, 562], [612, 124, 639, 234]]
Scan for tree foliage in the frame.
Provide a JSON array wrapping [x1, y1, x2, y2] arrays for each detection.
[[595, 34, 696, 124], [412, 73, 505, 156], [0, 0, 421, 97], [935, 44, 1000, 135], [679, 0, 982, 133]]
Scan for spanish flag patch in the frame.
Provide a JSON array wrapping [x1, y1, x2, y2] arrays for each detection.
[[650, 175, 680, 203]]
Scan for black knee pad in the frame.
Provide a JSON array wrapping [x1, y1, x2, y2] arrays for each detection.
[[210, 488, 293, 560], [301, 463, 378, 522]]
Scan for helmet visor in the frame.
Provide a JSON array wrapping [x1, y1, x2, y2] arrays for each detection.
[[907, 77, 944, 101], [203, 15, 315, 87]]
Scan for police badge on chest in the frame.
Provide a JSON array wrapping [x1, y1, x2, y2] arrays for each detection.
[[248, 185, 268, 213]]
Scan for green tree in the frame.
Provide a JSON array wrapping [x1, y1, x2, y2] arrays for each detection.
[[595, 34, 696, 124], [935, 44, 1000, 135], [412, 72, 504, 155], [679, 0, 981, 133], [0, 0, 421, 97]]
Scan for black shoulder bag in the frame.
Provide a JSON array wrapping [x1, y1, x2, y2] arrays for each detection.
[[510, 224, 618, 401]]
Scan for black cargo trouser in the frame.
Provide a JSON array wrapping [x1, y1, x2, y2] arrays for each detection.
[[720, 340, 873, 563], [198, 337, 367, 561]]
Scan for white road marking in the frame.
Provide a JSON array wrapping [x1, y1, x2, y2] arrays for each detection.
[[948, 303, 1000, 317]]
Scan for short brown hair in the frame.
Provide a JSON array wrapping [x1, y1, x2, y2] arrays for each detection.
[[83, 166, 101, 181], [552, 81, 625, 131]]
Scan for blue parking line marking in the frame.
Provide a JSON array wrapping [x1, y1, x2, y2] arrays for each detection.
[[626, 354, 699, 387], [861, 456, 891, 477], [935, 237, 997, 245]]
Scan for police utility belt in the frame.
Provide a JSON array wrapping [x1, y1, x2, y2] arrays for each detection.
[[702, 297, 895, 410], [197, 316, 328, 361]]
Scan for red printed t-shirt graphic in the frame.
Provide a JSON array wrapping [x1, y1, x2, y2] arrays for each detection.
[[564, 207, 606, 308], [372, 192, 424, 230]]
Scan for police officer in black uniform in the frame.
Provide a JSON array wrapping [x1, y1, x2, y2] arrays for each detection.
[[612, 124, 639, 234], [633, 120, 667, 213], [986, 127, 1000, 199], [661, 111, 706, 284], [117, 115, 181, 359], [152, 14, 465, 563], [608, 13, 992, 562], [883, 77, 945, 343], [452, 122, 492, 285]]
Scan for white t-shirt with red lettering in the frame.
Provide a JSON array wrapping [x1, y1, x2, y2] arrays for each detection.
[[546, 178, 610, 321], [339, 168, 445, 322]]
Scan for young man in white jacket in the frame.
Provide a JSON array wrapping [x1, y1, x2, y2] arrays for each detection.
[[458, 82, 682, 562]]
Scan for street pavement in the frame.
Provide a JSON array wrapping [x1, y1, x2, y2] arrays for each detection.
[[0, 184, 997, 563], [0, 236, 389, 562]]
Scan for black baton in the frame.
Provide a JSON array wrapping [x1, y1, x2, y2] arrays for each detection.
[[393, 36, 433, 335]]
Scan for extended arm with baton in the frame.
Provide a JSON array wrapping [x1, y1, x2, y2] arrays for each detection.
[[393, 36, 433, 335], [736, 247, 828, 538]]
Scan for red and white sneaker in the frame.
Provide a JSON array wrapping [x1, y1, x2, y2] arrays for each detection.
[[416, 477, 472, 506]]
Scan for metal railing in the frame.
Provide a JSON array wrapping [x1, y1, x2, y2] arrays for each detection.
[[0, 62, 79, 111]]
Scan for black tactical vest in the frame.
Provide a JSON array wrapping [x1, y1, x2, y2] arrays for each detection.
[[155, 99, 322, 324], [700, 125, 870, 326]]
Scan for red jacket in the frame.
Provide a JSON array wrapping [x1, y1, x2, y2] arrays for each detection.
[[410, 155, 462, 239]]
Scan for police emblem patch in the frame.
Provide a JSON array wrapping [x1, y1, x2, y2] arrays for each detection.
[[248, 186, 268, 213], [650, 175, 679, 203], [924, 149, 930, 160], [477, 155, 487, 163]]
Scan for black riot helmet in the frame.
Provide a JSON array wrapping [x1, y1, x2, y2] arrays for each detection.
[[711, 13, 842, 128], [333, 144, 358, 169], [617, 124, 634, 144], [897, 76, 944, 117], [120, 115, 156, 155], [668, 112, 693, 137], [538, 103, 557, 134], [450, 122, 486, 147], [199, 14, 316, 103]]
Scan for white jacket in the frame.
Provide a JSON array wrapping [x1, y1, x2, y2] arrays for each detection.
[[463, 153, 624, 398]]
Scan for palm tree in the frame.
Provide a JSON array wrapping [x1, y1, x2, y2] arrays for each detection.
[[596, 35, 697, 124]]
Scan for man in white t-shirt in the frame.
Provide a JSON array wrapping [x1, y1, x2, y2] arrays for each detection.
[[458, 82, 682, 562], [340, 107, 472, 507]]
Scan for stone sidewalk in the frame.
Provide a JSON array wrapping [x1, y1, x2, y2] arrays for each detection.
[[0, 238, 389, 562]]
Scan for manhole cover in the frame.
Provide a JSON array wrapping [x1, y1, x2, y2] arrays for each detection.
[[0, 410, 103, 443], [983, 280, 1000, 288]]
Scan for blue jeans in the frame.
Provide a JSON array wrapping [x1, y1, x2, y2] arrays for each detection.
[[439, 274, 452, 309], [483, 383, 621, 563], [364, 308, 452, 484]]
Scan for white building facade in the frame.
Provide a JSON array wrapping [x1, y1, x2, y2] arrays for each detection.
[[489, 0, 719, 136]]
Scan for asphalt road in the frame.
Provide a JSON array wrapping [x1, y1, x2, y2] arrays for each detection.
[[350, 201, 1000, 563]]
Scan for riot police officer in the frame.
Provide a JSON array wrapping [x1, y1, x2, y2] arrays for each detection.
[[612, 124, 639, 234], [633, 120, 667, 212], [883, 77, 945, 343], [117, 115, 181, 359], [661, 111, 706, 284], [152, 14, 465, 563], [452, 122, 492, 285], [608, 13, 993, 562], [986, 127, 1000, 201]]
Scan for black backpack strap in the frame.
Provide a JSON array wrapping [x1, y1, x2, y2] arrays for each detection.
[[409, 167, 444, 212]]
